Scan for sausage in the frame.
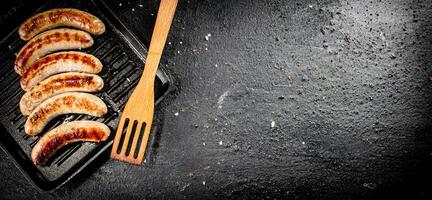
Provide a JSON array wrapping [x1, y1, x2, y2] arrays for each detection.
[[20, 72, 104, 116], [19, 8, 105, 41], [31, 120, 110, 166], [14, 28, 94, 75], [25, 92, 108, 136], [20, 51, 102, 91]]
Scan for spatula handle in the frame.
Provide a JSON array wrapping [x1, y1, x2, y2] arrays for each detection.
[[140, 0, 178, 86]]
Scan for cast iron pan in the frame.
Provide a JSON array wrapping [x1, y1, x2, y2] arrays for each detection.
[[0, 0, 171, 191]]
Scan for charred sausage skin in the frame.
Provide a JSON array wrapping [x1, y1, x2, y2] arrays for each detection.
[[20, 72, 104, 115], [25, 92, 107, 136], [19, 8, 105, 40], [20, 51, 102, 90], [31, 121, 110, 165], [15, 28, 94, 75]]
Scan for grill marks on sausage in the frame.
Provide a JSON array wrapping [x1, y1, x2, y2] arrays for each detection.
[[20, 73, 103, 116], [35, 128, 105, 164], [28, 96, 70, 124], [25, 52, 98, 77], [47, 10, 92, 28], [28, 95, 104, 127], [20, 52, 100, 89], [29, 76, 95, 99], [16, 31, 91, 72], [26, 15, 46, 34], [57, 75, 94, 88], [19, 9, 105, 40], [32, 121, 110, 165]]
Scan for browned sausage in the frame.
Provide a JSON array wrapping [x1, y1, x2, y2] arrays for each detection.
[[25, 92, 107, 136], [20, 51, 102, 91], [19, 8, 105, 41], [31, 120, 110, 166], [14, 28, 93, 75], [20, 72, 104, 116]]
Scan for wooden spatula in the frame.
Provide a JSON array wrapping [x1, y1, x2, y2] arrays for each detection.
[[110, 0, 178, 164]]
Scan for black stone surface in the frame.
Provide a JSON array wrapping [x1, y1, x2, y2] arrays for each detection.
[[1, 0, 432, 199]]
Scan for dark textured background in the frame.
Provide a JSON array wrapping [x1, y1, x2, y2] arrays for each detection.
[[1, 0, 432, 199]]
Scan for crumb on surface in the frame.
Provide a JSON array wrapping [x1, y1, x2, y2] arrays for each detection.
[[205, 33, 212, 41]]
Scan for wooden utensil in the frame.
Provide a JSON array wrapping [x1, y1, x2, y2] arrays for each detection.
[[110, 0, 178, 164]]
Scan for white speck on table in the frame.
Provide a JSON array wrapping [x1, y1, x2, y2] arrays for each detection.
[[174, 112, 179, 116], [205, 47, 208, 51], [179, 41, 183, 44], [131, 8, 135, 12], [203, 142, 206, 146], [271, 121, 276, 128], [205, 33, 212, 41], [138, 4, 143, 7], [126, 78, 131, 82], [119, 3, 122, 6], [168, 42, 172, 45], [302, 141, 305, 145], [219, 141, 223, 145], [202, 181, 206, 185], [217, 90, 230, 109]]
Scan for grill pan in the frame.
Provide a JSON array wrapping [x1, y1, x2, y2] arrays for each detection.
[[0, 0, 171, 191]]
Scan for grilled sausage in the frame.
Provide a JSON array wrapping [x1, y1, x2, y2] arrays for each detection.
[[14, 28, 94, 75], [20, 51, 102, 91], [31, 120, 110, 166], [25, 92, 107, 136], [20, 72, 104, 116], [19, 8, 105, 41]]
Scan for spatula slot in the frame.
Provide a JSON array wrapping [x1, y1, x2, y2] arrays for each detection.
[[125, 120, 138, 156], [116, 118, 130, 154], [134, 122, 147, 159]]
